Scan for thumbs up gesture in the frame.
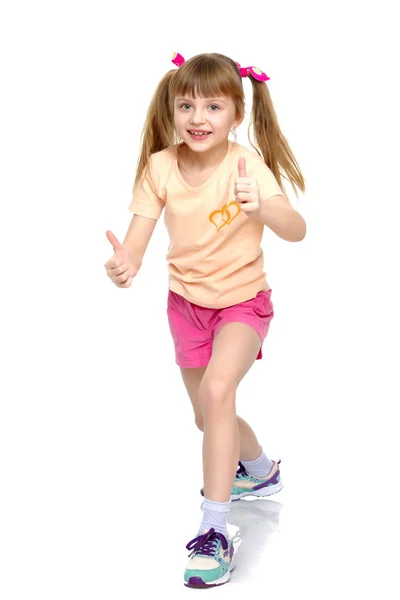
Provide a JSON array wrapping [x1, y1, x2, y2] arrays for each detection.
[[104, 230, 141, 288], [234, 157, 261, 216]]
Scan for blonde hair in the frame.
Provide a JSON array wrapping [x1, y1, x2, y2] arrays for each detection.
[[133, 52, 306, 199]]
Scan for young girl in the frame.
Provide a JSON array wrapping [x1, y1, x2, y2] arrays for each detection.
[[104, 52, 306, 588]]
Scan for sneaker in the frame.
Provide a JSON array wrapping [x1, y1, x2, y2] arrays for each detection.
[[183, 527, 235, 588], [200, 459, 283, 501]]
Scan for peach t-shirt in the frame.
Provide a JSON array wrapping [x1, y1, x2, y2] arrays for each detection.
[[128, 140, 285, 309]]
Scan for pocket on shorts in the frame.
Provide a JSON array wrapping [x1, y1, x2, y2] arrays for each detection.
[[167, 290, 206, 331], [252, 290, 274, 319], [167, 290, 183, 312], [186, 301, 207, 331], [167, 290, 180, 323]]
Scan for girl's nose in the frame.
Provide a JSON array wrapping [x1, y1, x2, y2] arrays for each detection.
[[190, 110, 206, 124]]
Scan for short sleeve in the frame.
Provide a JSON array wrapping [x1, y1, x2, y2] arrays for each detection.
[[128, 154, 165, 219], [248, 159, 285, 201]]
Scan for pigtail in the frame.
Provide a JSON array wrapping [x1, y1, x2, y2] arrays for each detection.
[[133, 70, 176, 193], [249, 77, 306, 199]]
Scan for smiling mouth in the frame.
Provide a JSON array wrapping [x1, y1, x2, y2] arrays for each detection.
[[188, 130, 212, 136]]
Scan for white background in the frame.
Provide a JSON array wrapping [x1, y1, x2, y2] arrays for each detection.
[[1, 0, 399, 598]]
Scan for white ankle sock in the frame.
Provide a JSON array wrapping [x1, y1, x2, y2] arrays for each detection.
[[241, 447, 274, 478], [199, 497, 231, 535]]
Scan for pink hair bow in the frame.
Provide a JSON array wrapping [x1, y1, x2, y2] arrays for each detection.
[[172, 52, 185, 67], [235, 62, 270, 82], [171, 52, 270, 82]]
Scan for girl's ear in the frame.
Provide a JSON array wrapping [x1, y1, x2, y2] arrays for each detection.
[[232, 111, 244, 127], [233, 113, 245, 129]]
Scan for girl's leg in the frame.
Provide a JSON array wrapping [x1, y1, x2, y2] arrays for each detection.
[[199, 322, 262, 502], [180, 366, 263, 461]]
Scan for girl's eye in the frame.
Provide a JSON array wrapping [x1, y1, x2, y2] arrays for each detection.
[[179, 104, 220, 111]]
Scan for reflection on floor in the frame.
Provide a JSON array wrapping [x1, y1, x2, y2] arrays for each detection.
[[199, 497, 283, 579]]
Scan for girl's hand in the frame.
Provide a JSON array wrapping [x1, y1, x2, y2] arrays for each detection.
[[104, 230, 141, 288], [234, 157, 261, 216]]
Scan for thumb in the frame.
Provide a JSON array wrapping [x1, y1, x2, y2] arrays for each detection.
[[106, 230, 123, 252], [238, 157, 247, 178]]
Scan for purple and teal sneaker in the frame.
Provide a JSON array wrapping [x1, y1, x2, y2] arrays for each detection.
[[200, 459, 283, 501], [184, 527, 235, 588]]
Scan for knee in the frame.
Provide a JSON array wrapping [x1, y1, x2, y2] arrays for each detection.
[[198, 378, 236, 415], [195, 416, 205, 432]]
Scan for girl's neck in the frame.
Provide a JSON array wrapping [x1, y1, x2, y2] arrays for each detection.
[[179, 139, 230, 172]]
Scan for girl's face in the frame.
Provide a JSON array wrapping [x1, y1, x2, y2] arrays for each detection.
[[173, 94, 242, 153]]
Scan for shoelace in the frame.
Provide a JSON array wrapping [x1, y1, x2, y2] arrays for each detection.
[[186, 527, 228, 557], [236, 461, 247, 479]]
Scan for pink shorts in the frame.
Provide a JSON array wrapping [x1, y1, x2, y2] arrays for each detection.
[[167, 288, 274, 368]]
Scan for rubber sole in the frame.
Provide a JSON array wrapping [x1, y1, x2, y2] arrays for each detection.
[[184, 555, 237, 588], [230, 481, 283, 501]]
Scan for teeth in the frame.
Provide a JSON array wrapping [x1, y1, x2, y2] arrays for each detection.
[[190, 131, 210, 136]]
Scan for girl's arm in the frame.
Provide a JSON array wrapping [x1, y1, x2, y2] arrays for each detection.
[[249, 194, 306, 242], [122, 213, 158, 265]]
